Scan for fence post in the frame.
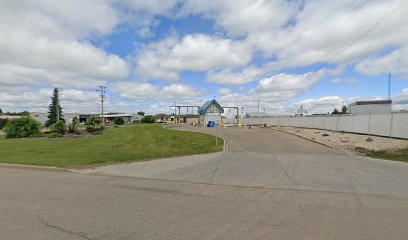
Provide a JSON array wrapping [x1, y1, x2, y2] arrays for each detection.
[[351, 115, 354, 132], [368, 114, 371, 134], [389, 113, 394, 138], [336, 115, 340, 131]]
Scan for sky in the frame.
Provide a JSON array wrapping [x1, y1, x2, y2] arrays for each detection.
[[0, 0, 408, 115]]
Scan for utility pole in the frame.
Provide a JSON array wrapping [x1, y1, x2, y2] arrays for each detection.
[[388, 73, 392, 100], [96, 86, 107, 125]]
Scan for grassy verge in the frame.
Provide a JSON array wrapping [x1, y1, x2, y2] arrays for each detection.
[[366, 148, 408, 163], [0, 125, 223, 168]]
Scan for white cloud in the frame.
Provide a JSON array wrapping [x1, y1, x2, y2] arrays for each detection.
[[111, 82, 202, 101], [181, 0, 298, 37], [291, 96, 343, 114], [254, 69, 332, 97], [0, 88, 102, 113], [355, 47, 408, 78], [207, 66, 264, 85], [246, 0, 408, 69], [218, 88, 232, 95], [331, 77, 358, 84], [0, 0, 130, 90], [136, 34, 252, 81]]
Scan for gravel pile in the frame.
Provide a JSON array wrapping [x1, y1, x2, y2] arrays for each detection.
[[272, 126, 408, 153]]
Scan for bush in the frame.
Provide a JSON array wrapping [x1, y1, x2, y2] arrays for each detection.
[[0, 119, 9, 129], [68, 116, 80, 133], [3, 117, 41, 138], [29, 132, 46, 138], [50, 120, 67, 134], [47, 133, 63, 138], [141, 115, 156, 123], [86, 115, 102, 125], [86, 125, 105, 133], [114, 117, 125, 125]]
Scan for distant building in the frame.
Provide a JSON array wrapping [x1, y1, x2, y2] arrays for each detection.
[[348, 100, 392, 115], [31, 112, 79, 125], [156, 114, 199, 124], [30, 112, 143, 125], [199, 99, 224, 125], [0, 115, 22, 120], [100, 113, 143, 124]]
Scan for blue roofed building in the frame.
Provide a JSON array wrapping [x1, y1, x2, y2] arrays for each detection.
[[199, 99, 224, 126]]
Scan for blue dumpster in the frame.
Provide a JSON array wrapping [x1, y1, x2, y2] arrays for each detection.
[[207, 121, 215, 128]]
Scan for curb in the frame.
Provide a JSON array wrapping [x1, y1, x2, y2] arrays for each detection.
[[0, 163, 68, 172], [271, 128, 353, 155]]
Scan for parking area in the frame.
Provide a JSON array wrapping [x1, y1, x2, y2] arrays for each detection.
[[79, 126, 408, 198], [1, 126, 408, 239]]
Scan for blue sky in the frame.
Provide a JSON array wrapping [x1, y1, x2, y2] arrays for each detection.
[[0, 0, 407, 115]]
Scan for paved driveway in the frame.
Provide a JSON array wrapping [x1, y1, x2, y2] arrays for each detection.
[[78, 126, 408, 198], [1, 126, 408, 240]]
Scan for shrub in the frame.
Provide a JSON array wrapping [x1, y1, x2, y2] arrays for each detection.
[[94, 118, 102, 125], [141, 115, 156, 123], [29, 132, 46, 138], [68, 116, 80, 133], [50, 120, 67, 134], [47, 133, 63, 138], [0, 119, 9, 129], [114, 117, 125, 125], [86, 115, 102, 125], [86, 126, 105, 133], [4, 117, 41, 138], [91, 130, 103, 135]]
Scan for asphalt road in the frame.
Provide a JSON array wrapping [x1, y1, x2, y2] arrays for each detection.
[[1, 126, 408, 239]]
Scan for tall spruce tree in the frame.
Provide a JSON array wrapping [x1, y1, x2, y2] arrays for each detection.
[[46, 88, 64, 127]]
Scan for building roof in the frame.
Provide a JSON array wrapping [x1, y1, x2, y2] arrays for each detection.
[[99, 113, 137, 118], [199, 99, 224, 114], [0, 115, 22, 119], [349, 100, 392, 106]]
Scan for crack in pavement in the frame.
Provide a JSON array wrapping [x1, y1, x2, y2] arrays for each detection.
[[273, 155, 296, 187], [38, 217, 95, 240]]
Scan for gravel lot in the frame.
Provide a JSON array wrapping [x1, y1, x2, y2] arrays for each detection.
[[273, 126, 408, 153]]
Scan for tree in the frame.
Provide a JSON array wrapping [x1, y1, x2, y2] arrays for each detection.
[[46, 88, 64, 127], [137, 111, 145, 116], [341, 105, 348, 114], [141, 115, 156, 123], [114, 117, 125, 125], [68, 116, 80, 133], [0, 108, 3, 114], [86, 115, 101, 125], [4, 117, 41, 138], [331, 108, 340, 114], [50, 120, 67, 134]]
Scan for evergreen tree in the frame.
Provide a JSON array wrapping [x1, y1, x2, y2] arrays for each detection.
[[331, 108, 340, 114], [0, 108, 3, 114], [341, 105, 348, 114], [46, 88, 64, 127]]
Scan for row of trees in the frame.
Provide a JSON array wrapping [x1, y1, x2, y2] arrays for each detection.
[[331, 105, 348, 115]]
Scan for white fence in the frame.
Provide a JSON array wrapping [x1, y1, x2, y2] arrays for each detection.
[[242, 112, 408, 139]]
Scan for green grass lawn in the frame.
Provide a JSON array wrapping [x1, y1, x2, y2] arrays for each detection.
[[366, 148, 408, 163], [0, 125, 223, 168]]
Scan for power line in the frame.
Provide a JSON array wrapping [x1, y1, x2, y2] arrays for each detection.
[[325, 0, 408, 65], [305, 0, 407, 80], [308, 0, 371, 63]]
